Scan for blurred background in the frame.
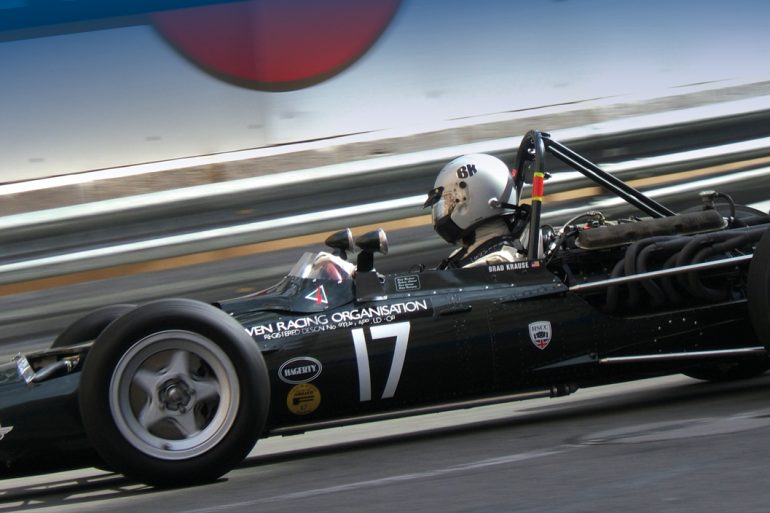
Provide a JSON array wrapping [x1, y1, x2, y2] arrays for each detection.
[[1, 0, 770, 353]]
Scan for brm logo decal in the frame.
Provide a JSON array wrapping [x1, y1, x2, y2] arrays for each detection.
[[279, 357, 322, 384], [528, 321, 552, 350], [305, 285, 329, 305]]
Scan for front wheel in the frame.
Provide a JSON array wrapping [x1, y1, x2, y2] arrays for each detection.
[[78, 299, 270, 487]]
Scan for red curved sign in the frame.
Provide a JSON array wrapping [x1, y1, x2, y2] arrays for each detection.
[[151, 0, 401, 91]]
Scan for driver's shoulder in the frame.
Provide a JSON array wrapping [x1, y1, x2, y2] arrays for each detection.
[[462, 245, 520, 268]]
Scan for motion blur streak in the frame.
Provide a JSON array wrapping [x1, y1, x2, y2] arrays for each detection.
[[0, 216, 431, 296], [0, 152, 767, 296]]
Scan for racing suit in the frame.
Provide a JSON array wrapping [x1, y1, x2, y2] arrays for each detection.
[[439, 218, 525, 269]]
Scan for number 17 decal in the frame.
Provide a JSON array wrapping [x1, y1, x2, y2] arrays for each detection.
[[351, 321, 410, 401]]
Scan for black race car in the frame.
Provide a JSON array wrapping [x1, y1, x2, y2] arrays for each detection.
[[2, 130, 769, 486]]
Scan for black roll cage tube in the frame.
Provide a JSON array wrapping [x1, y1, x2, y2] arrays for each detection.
[[513, 130, 676, 259]]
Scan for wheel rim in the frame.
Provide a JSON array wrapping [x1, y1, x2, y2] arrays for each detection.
[[109, 330, 240, 460]]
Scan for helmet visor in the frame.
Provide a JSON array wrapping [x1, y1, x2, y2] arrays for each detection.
[[431, 193, 464, 243], [423, 186, 443, 208], [433, 210, 463, 243]]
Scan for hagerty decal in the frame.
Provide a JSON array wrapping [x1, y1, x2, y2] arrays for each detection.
[[279, 357, 322, 384], [245, 299, 431, 341]]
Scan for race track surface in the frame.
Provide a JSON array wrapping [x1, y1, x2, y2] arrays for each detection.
[[2, 373, 769, 513]]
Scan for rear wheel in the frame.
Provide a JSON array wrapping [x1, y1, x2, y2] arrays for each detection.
[[748, 226, 770, 348], [78, 299, 269, 486], [682, 359, 770, 382]]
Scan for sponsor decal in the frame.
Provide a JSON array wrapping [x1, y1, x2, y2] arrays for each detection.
[[279, 357, 322, 384], [245, 299, 431, 341], [395, 275, 421, 292], [305, 285, 329, 305], [488, 260, 541, 273], [0, 423, 13, 441], [286, 383, 321, 415], [528, 321, 552, 350]]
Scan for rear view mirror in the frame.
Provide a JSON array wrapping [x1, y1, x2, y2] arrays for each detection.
[[355, 228, 388, 255], [325, 228, 354, 260], [355, 228, 388, 272]]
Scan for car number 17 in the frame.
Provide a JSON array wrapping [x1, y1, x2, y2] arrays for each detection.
[[351, 321, 410, 402]]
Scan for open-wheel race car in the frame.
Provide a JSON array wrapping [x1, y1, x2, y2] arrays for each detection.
[[2, 130, 769, 486]]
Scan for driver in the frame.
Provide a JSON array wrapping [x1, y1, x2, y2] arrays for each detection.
[[312, 252, 355, 282], [424, 154, 529, 269]]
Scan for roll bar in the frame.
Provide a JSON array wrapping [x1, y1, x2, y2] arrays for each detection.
[[513, 130, 676, 259]]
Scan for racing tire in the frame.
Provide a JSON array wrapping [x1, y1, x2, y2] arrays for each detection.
[[78, 298, 270, 487], [682, 359, 770, 382], [748, 225, 770, 348], [51, 304, 136, 348]]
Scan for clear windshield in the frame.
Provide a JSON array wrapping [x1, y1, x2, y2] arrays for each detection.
[[288, 252, 354, 283]]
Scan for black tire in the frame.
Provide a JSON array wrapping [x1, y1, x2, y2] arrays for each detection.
[[78, 298, 270, 487], [51, 304, 136, 349], [683, 359, 770, 382], [748, 226, 770, 348]]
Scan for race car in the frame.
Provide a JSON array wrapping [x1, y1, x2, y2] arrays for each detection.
[[1, 130, 769, 486]]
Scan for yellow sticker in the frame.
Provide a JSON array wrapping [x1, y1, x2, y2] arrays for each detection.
[[286, 383, 321, 415]]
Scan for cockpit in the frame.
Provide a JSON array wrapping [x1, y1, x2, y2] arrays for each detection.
[[217, 251, 357, 315], [287, 252, 355, 283], [217, 228, 390, 315]]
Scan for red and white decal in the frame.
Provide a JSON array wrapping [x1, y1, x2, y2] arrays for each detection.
[[305, 285, 328, 305], [528, 321, 552, 350]]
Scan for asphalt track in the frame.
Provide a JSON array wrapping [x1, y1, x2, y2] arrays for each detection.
[[2, 373, 770, 513]]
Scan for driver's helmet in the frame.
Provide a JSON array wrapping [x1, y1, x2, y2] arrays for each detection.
[[424, 154, 516, 244]]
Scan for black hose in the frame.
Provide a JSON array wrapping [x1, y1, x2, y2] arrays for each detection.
[[674, 226, 766, 291], [610, 225, 765, 311], [601, 223, 767, 313], [715, 193, 737, 227], [686, 230, 764, 300], [660, 251, 685, 305], [603, 258, 626, 313], [623, 237, 669, 309], [636, 236, 690, 306]]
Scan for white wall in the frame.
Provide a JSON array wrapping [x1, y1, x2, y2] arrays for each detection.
[[2, 0, 769, 180]]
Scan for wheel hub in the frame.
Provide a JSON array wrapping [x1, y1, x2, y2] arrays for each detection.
[[160, 380, 193, 412]]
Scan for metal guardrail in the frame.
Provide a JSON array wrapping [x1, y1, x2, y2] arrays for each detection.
[[1, 103, 769, 285]]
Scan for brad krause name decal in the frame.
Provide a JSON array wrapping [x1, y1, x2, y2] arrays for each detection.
[[246, 299, 430, 340], [488, 260, 541, 273]]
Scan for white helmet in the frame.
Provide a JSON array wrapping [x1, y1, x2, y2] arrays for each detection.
[[424, 154, 516, 244]]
